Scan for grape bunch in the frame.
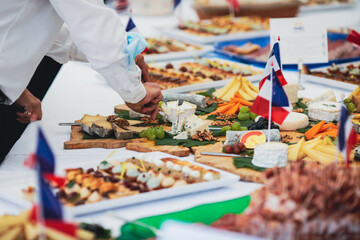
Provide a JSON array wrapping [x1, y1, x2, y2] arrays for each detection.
[[139, 126, 165, 141], [344, 98, 356, 113], [248, 117, 279, 130]]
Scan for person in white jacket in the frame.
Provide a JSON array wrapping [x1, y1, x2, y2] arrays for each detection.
[[0, 0, 162, 123]]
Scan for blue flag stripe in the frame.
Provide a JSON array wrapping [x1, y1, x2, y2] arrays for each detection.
[[37, 128, 55, 175], [125, 17, 136, 32]]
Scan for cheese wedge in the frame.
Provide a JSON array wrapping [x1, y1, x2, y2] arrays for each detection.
[[279, 112, 309, 131], [306, 90, 336, 106], [111, 123, 133, 140], [80, 114, 106, 135], [288, 137, 305, 161], [91, 120, 113, 138]]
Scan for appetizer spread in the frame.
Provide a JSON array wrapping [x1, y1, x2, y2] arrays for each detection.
[[212, 161, 360, 239], [0, 211, 111, 240], [145, 37, 201, 55], [178, 16, 269, 36], [303, 62, 360, 85], [55, 157, 220, 206], [148, 58, 260, 90], [223, 39, 360, 63]]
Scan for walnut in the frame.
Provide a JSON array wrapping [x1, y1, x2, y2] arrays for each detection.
[[107, 115, 130, 127], [191, 130, 216, 142], [211, 120, 234, 126], [281, 135, 293, 143], [206, 97, 224, 106], [293, 108, 304, 113], [141, 117, 159, 125], [216, 114, 237, 121], [107, 115, 118, 122]]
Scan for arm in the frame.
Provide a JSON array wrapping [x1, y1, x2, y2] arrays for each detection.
[[49, 0, 146, 103], [46, 24, 88, 64]]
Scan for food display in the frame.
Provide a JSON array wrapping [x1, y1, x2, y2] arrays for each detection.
[[178, 16, 269, 36], [303, 62, 360, 85], [0, 211, 112, 240], [148, 58, 261, 90], [302, 0, 354, 7], [55, 157, 220, 206], [145, 37, 201, 55], [212, 161, 360, 239], [222, 38, 360, 64]]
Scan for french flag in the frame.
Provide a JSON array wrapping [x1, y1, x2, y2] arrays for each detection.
[[251, 67, 292, 125], [259, 42, 287, 90], [29, 174, 77, 238], [174, 0, 182, 9], [337, 105, 357, 167], [346, 29, 360, 47], [24, 127, 65, 187]]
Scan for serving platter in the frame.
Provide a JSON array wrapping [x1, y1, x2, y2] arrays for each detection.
[[301, 61, 360, 91], [149, 55, 263, 93], [214, 33, 360, 69], [299, 1, 356, 12], [0, 152, 239, 217]]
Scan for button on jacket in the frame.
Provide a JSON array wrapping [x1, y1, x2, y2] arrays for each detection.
[[0, 0, 146, 105]]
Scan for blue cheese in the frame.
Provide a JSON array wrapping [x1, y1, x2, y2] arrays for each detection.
[[173, 131, 188, 140], [252, 142, 288, 168], [162, 101, 196, 123], [184, 115, 210, 137], [306, 90, 336, 106]]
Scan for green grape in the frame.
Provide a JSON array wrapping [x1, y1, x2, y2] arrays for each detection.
[[147, 134, 157, 141], [344, 98, 351, 104], [250, 112, 258, 120], [232, 122, 241, 130], [238, 112, 250, 121], [347, 102, 355, 113], [139, 130, 147, 138], [158, 101, 164, 108], [221, 126, 231, 132], [239, 106, 250, 113], [155, 129, 165, 139], [239, 126, 248, 131]]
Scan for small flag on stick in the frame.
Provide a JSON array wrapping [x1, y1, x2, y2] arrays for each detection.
[[337, 105, 357, 167], [346, 29, 360, 47]]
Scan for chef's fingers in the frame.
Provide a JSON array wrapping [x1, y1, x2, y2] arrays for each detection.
[[141, 102, 158, 115], [135, 54, 150, 83], [16, 112, 30, 124], [149, 106, 160, 120]]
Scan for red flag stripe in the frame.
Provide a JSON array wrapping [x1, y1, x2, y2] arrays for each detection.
[[251, 96, 290, 125], [346, 129, 357, 168], [45, 219, 77, 237], [259, 69, 286, 89], [43, 173, 66, 188], [346, 30, 360, 47], [24, 153, 36, 169]]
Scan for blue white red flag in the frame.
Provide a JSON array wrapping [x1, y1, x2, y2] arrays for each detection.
[[258, 42, 287, 90], [125, 17, 137, 32], [174, 0, 182, 9], [337, 105, 357, 167], [250, 68, 292, 125], [24, 127, 65, 187]]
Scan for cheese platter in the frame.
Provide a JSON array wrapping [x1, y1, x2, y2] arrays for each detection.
[[143, 36, 213, 62], [0, 152, 240, 216], [301, 61, 360, 91], [147, 56, 262, 93], [158, 16, 269, 44]]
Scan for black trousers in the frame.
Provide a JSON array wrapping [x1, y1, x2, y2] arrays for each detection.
[[0, 56, 62, 164]]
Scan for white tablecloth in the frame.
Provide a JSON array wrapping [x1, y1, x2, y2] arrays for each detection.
[[1, 0, 359, 236]]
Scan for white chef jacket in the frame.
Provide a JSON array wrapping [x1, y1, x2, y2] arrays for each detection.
[[0, 0, 146, 105]]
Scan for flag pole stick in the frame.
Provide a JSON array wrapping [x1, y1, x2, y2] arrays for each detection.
[[178, 1, 183, 28], [267, 63, 274, 143], [227, 3, 235, 18], [297, 59, 305, 90]]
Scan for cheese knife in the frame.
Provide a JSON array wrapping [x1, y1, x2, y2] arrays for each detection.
[[58, 122, 80, 126], [201, 151, 251, 158]]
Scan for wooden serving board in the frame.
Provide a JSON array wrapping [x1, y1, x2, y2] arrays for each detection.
[[126, 139, 190, 157], [194, 142, 264, 183], [64, 121, 131, 150], [114, 104, 129, 114]]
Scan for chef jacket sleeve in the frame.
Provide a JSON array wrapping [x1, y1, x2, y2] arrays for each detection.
[[46, 24, 88, 64], [49, 0, 146, 103]]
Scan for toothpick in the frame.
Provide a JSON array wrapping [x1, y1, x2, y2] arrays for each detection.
[[267, 62, 274, 143], [104, 150, 117, 161]]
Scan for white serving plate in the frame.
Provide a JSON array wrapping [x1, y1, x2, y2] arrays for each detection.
[[0, 152, 240, 217], [150, 57, 262, 93], [144, 45, 214, 62], [301, 61, 359, 91], [157, 25, 269, 44], [300, 1, 355, 12]]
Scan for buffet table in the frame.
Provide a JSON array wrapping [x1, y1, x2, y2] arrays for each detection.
[[0, 0, 359, 237]]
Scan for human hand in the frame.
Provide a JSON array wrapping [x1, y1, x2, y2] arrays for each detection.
[[135, 54, 149, 83], [14, 89, 42, 124], [126, 82, 162, 120]]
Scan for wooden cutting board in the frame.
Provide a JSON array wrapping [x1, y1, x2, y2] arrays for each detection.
[[64, 122, 131, 150], [126, 139, 190, 157], [194, 142, 264, 183]]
